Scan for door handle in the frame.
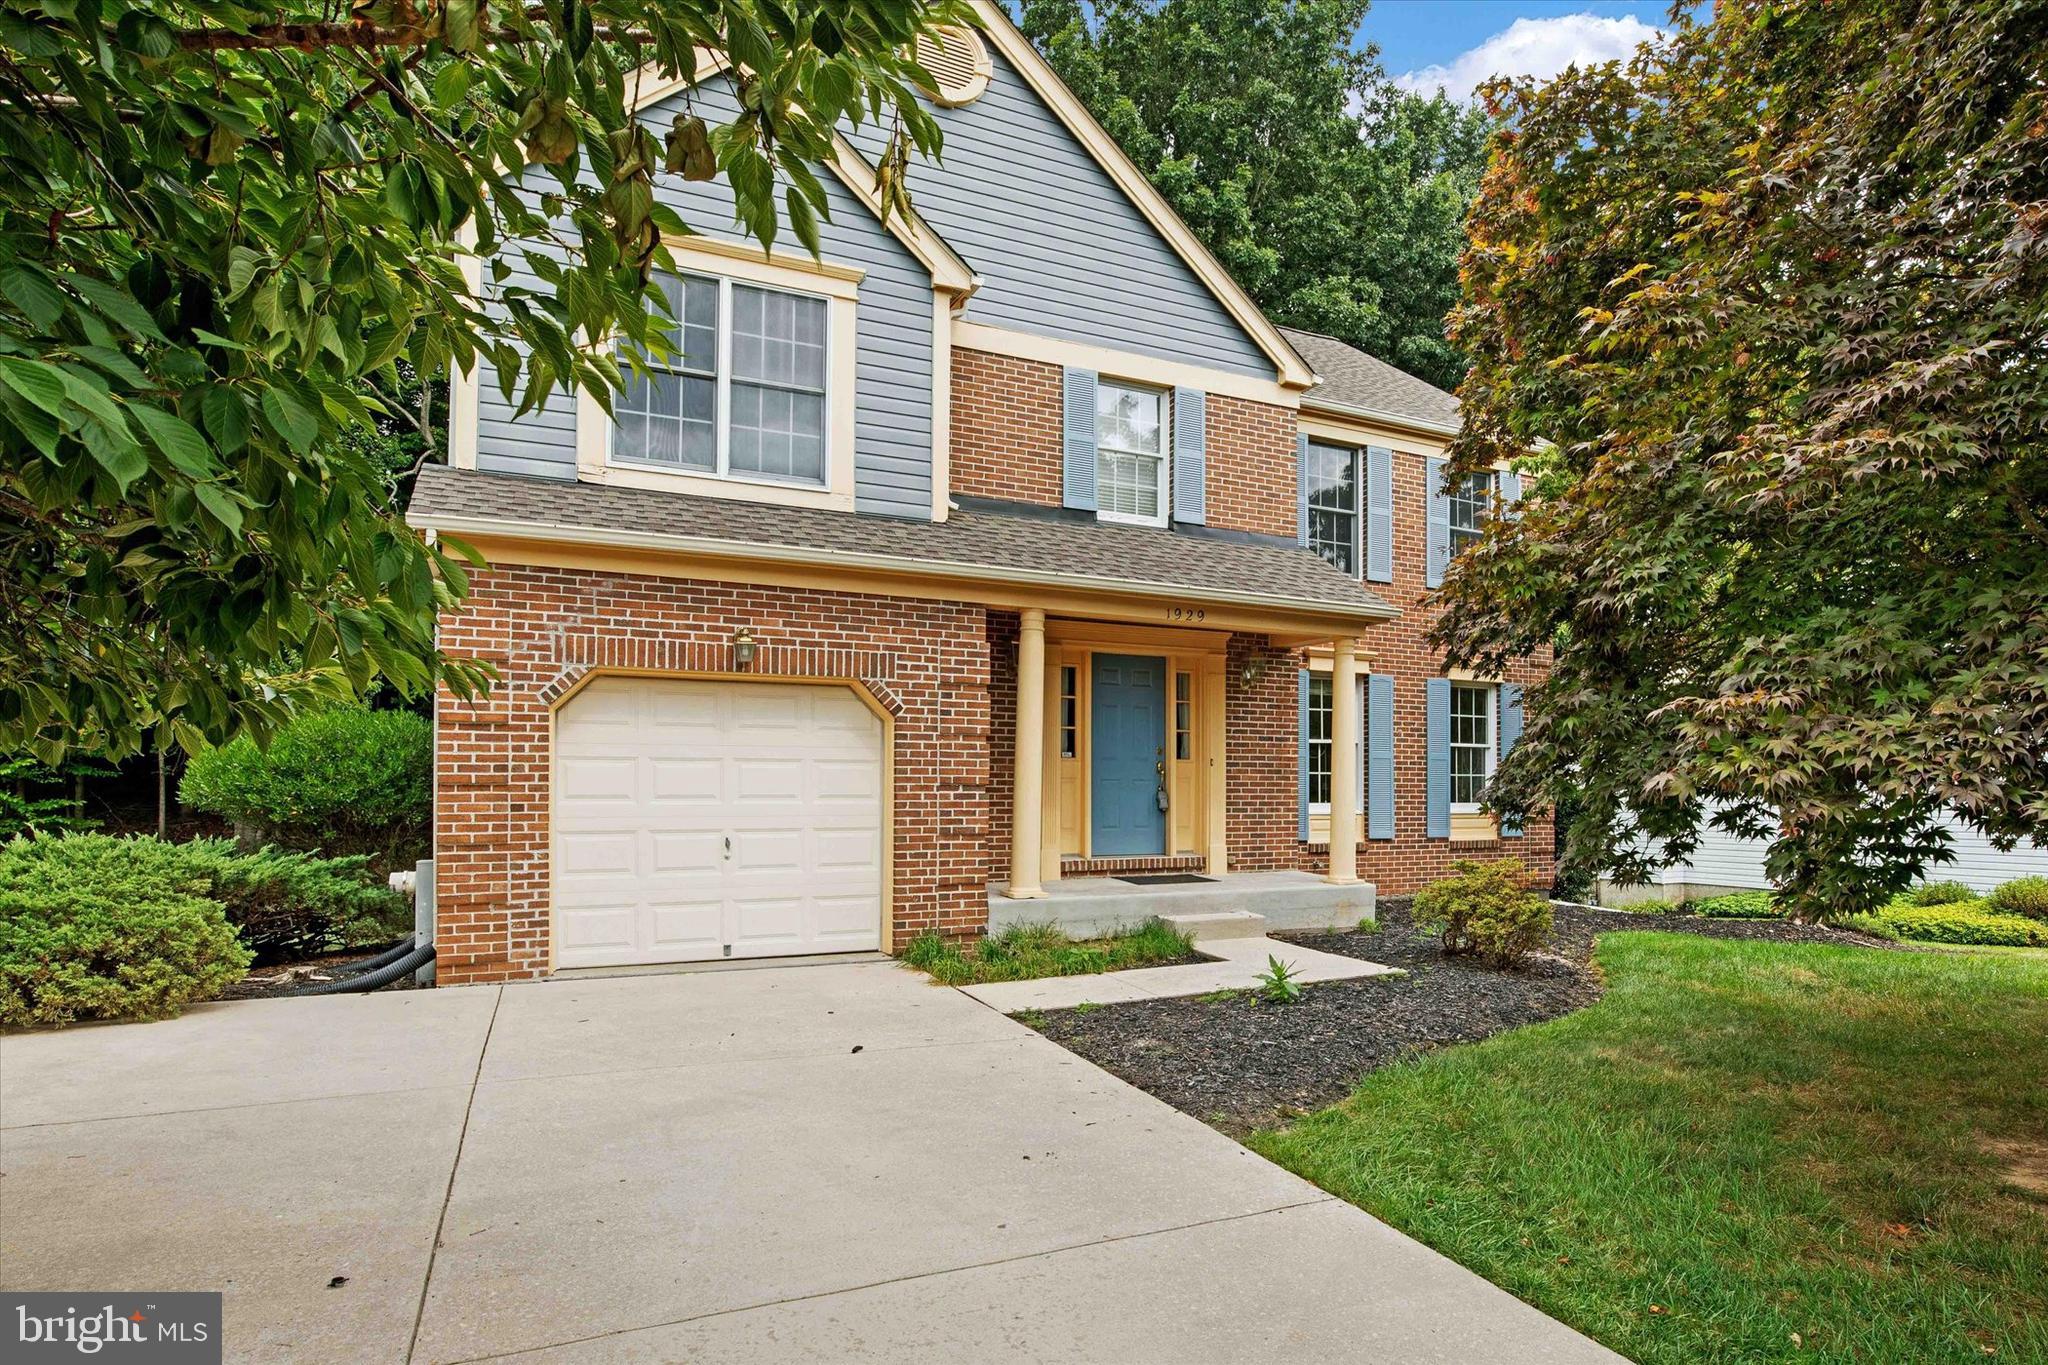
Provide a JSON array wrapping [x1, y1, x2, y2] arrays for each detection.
[[723, 834, 732, 860]]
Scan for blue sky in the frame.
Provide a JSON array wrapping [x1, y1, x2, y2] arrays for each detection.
[[1363, 1, 1673, 100]]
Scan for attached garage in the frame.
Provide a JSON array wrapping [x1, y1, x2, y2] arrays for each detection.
[[552, 677, 886, 969]]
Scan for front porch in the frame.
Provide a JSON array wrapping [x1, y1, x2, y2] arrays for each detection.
[[988, 869, 1376, 940], [994, 604, 1383, 907]]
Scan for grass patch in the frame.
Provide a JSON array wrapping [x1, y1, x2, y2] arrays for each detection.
[[1249, 933, 2048, 1364], [901, 918, 1196, 986]]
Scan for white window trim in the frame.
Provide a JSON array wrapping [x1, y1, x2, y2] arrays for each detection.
[[576, 240, 860, 513], [1307, 671, 1333, 815], [1448, 468, 1496, 557], [1095, 378, 1171, 528], [1449, 681, 1497, 814], [1305, 439, 1362, 580]]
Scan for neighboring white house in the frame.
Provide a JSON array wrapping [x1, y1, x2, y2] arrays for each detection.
[[1599, 814, 2048, 905]]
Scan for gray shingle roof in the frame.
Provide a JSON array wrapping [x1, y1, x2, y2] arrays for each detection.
[[408, 465, 1396, 620], [1282, 327, 1461, 433]]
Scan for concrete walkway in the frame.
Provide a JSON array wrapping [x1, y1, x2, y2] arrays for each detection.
[[0, 963, 1622, 1364], [959, 933, 1402, 1011]]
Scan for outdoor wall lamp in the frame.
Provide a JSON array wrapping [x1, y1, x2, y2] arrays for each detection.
[[731, 625, 758, 670], [1240, 656, 1271, 690]]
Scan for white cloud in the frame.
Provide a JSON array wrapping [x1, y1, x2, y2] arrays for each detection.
[[1393, 13, 1663, 102]]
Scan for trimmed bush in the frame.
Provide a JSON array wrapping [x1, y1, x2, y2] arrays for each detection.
[[1861, 900, 2047, 948], [1413, 858, 1553, 968], [1690, 891, 1781, 919], [169, 841, 410, 962], [1987, 876, 2048, 921], [180, 706, 431, 869], [1, 835, 252, 1027], [1910, 880, 1979, 907]]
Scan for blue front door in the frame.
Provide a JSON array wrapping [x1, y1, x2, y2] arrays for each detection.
[[1089, 654, 1168, 856]]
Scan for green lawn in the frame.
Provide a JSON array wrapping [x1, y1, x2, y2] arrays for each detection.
[[901, 919, 1195, 986], [1250, 934, 2048, 1364]]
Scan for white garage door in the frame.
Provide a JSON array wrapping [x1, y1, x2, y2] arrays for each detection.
[[553, 677, 884, 968]]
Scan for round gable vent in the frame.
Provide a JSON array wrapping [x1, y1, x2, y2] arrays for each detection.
[[913, 25, 992, 107]]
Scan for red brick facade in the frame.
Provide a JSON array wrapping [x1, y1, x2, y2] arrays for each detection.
[[946, 347, 1297, 541], [433, 564, 991, 983], [1306, 445, 1556, 896], [949, 348, 1062, 506], [432, 345, 1550, 980]]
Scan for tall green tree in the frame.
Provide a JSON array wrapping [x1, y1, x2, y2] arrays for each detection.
[[1, 0, 965, 763], [1438, 0, 2048, 918], [1016, 0, 1489, 390]]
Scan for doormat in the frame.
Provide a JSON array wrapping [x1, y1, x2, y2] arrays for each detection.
[[1118, 873, 1214, 886]]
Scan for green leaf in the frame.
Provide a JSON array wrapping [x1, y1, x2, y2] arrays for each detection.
[[1, 265, 66, 331], [131, 405, 218, 478], [261, 387, 319, 453], [433, 61, 473, 109], [0, 356, 67, 416], [61, 274, 165, 342], [193, 483, 244, 533], [201, 386, 252, 453]]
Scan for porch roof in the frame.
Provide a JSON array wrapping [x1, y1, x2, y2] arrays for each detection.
[[408, 465, 1397, 622]]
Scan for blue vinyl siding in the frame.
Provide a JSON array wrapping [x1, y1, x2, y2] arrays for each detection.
[[473, 77, 936, 517], [847, 47, 1271, 378]]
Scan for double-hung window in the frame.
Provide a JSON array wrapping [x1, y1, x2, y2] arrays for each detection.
[[614, 271, 829, 487], [1096, 380, 1168, 525], [1306, 673, 1334, 811], [1448, 470, 1495, 555], [1306, 442, 1360, 575], [1449, 682, 1496, 810]]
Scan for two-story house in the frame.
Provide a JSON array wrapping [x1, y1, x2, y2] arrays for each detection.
[[405, 0, 1553, 984]]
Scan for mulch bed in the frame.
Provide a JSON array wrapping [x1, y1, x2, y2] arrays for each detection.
[[1025, 901, 1886, 1136]]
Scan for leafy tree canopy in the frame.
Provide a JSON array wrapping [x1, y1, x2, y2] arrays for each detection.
[[1439, 0, 2048, 918], [1016, 0, 1490, 390], [1, 0, 965, 762]]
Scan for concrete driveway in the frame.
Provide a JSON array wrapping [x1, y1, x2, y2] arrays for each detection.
[[1, 962, 1621, 1364]]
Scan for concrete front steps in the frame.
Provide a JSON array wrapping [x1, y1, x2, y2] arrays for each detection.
[[988, 869, 1375, 940]]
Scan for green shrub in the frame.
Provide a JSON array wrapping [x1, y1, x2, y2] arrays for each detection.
[[0, 835, 252, 1027], [1690, 891, 1781, 919], [1987, 876, 2048, 921], [180, 706, 431, 868], [170, 841, 409, 962], [1836, 913, 1901, 942], [1863, 901, 2048, 948], [1910, 880, 1979, 907], [0, 834, 407, 969], [1413, 858, 1554, 968]]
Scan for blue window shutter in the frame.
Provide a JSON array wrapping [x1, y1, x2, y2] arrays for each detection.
[[1498, 682, 1524, 838], [1354, 672, 1366, 812], [1295, 432, 1310, 547], [1425, 457, 1450, 589], [1365, 445, 1393, 583], [1426, 677, 1451, 838], [1499, 467, 1522, 509], [1368, 673, 1395, 840], [1172, 387, 1207, 525], [1062, 368, 1098, 511], [1297, 669, 1311, 841]]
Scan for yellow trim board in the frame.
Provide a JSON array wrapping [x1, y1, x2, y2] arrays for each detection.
[[427, 522, 1397, 636], [968, 0, 1314, 391], [1299, 412, 1450, 455], [953, 321, 1297, 410]]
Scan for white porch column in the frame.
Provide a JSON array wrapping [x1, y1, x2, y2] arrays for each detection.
[[1007, 608, 1048, 899], [1327, 636, 1361, 885]]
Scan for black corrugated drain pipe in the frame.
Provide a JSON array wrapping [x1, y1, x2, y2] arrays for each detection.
[[291, 940, 437, 996]]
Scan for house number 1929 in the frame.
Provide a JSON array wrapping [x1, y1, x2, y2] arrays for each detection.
[[1168, 605, 1208, 622]]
